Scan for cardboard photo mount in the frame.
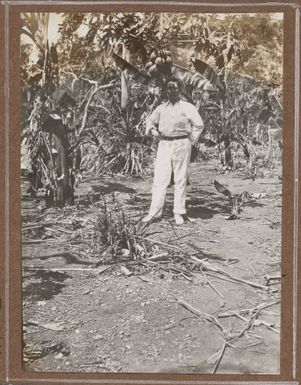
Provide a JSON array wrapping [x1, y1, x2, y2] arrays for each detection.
[[0, 0, 300, 384]]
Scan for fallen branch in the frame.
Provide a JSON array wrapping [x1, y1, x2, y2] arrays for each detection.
[[178, 300, 243, 375], [264, 274, 281, 285], [199, 267, 224, 299], [213, 341, 227, 374], [218, 310, 279, 333], [190, 256, 268, 291], [95, 265, 113, 275], [147, 253, 169, 261], [23, 266, 111, 274], [179, 273, 194, 282], [44, 227, 64, 235], [214, 270, 256, 291], [25, 320, 65, 331], [138, 236, 184, 251], [169, 263, 193, 277], [22, 239, 57, 244], [120, 266, 133, 277], [225, 301, 280, 345], [208, 300, 280, 374], [50, 226, 73, 235], [136, 276, 153, 284], [206, 272, 243, 286], [177, 299, 226, 335], [22, 224, 44, 231], [177, 298, 204, 317], [164, 316, 197, 330]]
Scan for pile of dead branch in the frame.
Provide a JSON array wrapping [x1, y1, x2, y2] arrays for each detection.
[[92, 199, 281, 294], [91, 205, 281, 373], [177, 297, 280, 374], [93, 199, 154, 263]]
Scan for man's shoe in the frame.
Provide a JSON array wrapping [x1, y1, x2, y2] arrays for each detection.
[[174, 214, 184, 225]]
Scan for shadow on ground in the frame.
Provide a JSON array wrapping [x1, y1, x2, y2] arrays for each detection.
[[23, 252, 92, 265], [187, 190, 266, 219], [76, 182, 136, 207], [23, 271, 70, 301], [91, 182, 136, 194]]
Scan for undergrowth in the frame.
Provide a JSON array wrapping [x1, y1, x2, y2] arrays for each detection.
[[93, 198, 152, 263]]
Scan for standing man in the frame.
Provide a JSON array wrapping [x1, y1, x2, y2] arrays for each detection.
[[143, 79, 204, 225]]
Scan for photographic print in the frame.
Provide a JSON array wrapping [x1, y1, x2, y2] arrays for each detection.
[[20, 11, 283, 374]]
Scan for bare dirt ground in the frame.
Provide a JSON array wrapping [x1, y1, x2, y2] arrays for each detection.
[[22, 160, 282, 374]]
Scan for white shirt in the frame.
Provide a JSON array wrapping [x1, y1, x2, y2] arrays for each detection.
[[146, 100, 204, 144]]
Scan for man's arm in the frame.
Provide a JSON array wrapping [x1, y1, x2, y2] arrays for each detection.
[[145, 105, 161, 136], [187, 104, 204, 144]]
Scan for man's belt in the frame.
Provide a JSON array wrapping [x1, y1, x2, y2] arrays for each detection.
[[160, 135, 189, 141]]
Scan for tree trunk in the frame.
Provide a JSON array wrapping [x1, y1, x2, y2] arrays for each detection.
[[53, 133, 74, 207], [121, 44, 130, 110], [224, 133, 232, 167], [264, 126, 273, 168], [43, 117, 74, 207], [219, 75, 232, 167]]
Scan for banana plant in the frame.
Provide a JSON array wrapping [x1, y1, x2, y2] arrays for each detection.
[[214, 180, 251, 220], [21, 13, 75, 207], [21, 13, 54, 86]]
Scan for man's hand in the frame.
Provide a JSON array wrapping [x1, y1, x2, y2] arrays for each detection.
[[145, 127, 160, 136], [146, 125, 160, 137], [150, 127, 160, 137], [140, 135, 153, 147]]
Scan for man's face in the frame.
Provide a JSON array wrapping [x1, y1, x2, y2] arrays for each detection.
[[167, 81, 180, 104]]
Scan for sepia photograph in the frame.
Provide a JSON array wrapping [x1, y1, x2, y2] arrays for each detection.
[[20, 11, 283, 374]]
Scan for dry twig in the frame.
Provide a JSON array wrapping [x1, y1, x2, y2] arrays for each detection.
[[212, 300, 280, 373], [199, 267, 224, 299], [213, 342, 227, 374], [190, 256, 268, 290]]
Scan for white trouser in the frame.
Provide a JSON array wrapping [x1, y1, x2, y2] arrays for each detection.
[[148, 138, 191, 217]]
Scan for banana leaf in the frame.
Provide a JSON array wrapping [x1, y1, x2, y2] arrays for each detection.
[[171, 64, 216, 91], [214, 180, 232, 198], [258, 108, 275, 124], [192, 58, 222, 89], [112, 52, 151, 83]]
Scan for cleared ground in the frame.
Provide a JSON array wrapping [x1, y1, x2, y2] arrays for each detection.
[[22, 160, 282, 374]]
